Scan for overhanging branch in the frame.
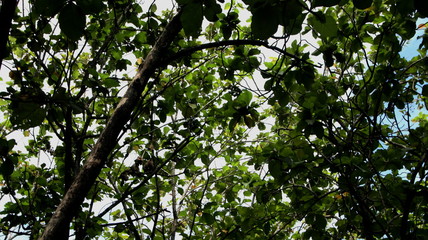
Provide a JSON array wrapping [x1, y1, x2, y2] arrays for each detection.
[[166, 39, 320, 67]]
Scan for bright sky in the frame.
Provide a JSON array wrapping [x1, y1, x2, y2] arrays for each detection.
[[401, 19, 427, 60]]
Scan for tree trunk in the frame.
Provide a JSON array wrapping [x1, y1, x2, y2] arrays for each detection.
[[38, 11, 182, 240]]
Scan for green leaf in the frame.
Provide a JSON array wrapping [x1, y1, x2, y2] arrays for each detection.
[[299, 66, 315, 89], [76, 0, 105, 14], [34, 0, 66, 17], [263, 222, 271, 235], [181, 2, 203, 37], [308, 214, 327, 229], [58, 3, 86, 41], [0, 139, 8, 156], [229, 116, 239, 132], [422, 84, 428, 97], [353, 0, 372, 10], [251, 5, 279, 39], [102, 78, 120, 88], [313, 0, 341, 7], [257, 122, 266, 130], [235, 90, 252, 107], [248, 49, 261, 56], [176, 0, 191, 5], [204, 0, 222, 22], [0, 139, 16, 156], [268, 159, 282, 180], [244, 115, 255, 128], [310, 14, 338, 39], [312, 121, 324, 138], [10, 102, 47, 129], [264, 79, 273, 91], [201, 213, 215, 224], [415, 0, 428, 17], [221, 23, 232, 40], [283, 12, 306, 35], [398, 20, 416, 40], [323, 48, 335, 67], [0, 157, 14, 177], [273, 85, 289, 107]]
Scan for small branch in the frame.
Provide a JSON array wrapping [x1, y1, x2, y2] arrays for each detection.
[[398, 56, 428, 77], [170, 161, 178, 240], [99, 210, 169, 227], [150, 174, 161, 239], [96, 134, 194, 219], [187, 173, 210, 240]]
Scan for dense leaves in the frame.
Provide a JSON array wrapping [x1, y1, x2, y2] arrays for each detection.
[[180, 1, 203, 37], [0, 0, 427, 239], [61, 6, 83, 40]]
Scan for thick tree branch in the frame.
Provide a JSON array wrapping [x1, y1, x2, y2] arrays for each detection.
[[0, 0, 18, 69], [166, 39, 320, 67], [38, 11, 183, 240]]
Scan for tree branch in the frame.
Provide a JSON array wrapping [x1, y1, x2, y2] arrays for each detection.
[[38, 11, 183, 240], [166, 39, 320, 67]]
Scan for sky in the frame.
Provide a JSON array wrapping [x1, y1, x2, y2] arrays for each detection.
[[399, 18, 428, 122], [401, 19, 427, 60]]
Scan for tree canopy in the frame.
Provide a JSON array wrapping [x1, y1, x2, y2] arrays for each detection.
[[0, 0, 427, 239]]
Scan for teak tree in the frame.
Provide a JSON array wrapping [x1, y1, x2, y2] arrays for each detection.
[[0, 0, 427, 239]]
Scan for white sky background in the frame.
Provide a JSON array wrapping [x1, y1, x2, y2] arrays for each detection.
[[0, 0, 427, 239]]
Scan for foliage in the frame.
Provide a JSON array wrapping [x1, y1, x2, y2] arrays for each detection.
[[0, 0, 427, 239]]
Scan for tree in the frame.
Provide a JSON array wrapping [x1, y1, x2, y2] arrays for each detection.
[[0, 0, 427, 239]]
